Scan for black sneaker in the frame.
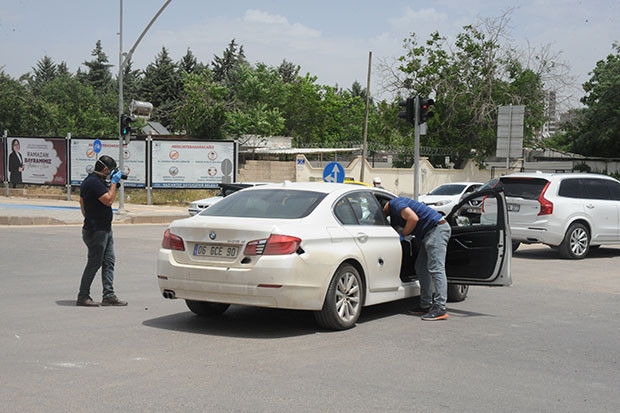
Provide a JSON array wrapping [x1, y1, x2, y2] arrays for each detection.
[[421, 305, 448, 321], [101, 295, 128, 306], [408, 304, 431, 315], [76, 296, 100, 307]]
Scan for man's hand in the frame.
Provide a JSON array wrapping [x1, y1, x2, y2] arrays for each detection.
[[111, 169, 123, 184]]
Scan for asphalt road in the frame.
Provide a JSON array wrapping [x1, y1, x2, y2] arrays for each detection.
[[1, 224, 619, 412]]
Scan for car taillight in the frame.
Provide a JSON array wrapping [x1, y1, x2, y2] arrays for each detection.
[[162, 229, 185, 251], [538, 182, 553, 215], [244, 234, 302, 256]]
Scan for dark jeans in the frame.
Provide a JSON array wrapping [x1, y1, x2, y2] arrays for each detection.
[[78, 229, 115, 300]]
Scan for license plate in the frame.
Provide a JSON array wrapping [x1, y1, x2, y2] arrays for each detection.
[[507, 203, 520, 212], [193, 243, 239, 258]]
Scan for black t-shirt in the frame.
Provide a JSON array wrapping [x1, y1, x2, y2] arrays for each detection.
[[81, 173, 112, 231]]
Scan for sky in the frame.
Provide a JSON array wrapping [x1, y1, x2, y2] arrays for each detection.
[[1, 0, 618, 109]]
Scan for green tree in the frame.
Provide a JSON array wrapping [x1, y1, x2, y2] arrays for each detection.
[[212, 39, 247, 85], [80, 40, 114, 93], [567, 43, 620, 157], [389, 12, 548, 164], [140, 47, 182, 131], [0, 71, 29, 134], [174, 70, 229, 139]]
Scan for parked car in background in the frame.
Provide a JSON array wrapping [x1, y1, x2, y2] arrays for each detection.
[[478, 172, 620, 259], [419, 182, 483, 215], [188, 182, 267, 215], [159, 182, 512, 330]]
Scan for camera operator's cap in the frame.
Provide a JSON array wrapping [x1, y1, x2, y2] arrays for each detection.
[[373, 177, 382, 184]]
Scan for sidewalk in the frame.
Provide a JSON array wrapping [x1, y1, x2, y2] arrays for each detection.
[[0, 196, 189, 226]]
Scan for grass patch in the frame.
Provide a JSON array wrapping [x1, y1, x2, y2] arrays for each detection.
[[16, 185, 217, 206]]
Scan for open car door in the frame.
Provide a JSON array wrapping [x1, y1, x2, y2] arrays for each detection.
[[444, 187, 512, 286]]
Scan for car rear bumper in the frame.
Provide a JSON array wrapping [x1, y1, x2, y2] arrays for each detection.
[[157, 249, 330, 310], [510, 225, 564, 246]]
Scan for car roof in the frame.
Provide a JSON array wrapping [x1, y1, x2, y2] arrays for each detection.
[[242, 181, 393, 196], [502, 172, 616, 181]]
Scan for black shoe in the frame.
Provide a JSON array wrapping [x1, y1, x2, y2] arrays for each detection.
[[76, 297, 100, 307], [101, 295, 128, 306], [408, 304, 431, 315], [421, 305, 448, 321]]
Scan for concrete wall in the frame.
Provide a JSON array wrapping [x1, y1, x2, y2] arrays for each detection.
[[239, 155, 515, 197], [237, 160, 296, 183]]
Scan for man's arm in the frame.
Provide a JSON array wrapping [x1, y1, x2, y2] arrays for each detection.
[[98, 184, 118, 207], [400, 207, 419, 237]]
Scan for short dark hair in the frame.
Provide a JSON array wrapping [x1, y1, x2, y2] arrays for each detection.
[[96, 155, 117, 172]]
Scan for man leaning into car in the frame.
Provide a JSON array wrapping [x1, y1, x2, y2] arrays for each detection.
[[384, 197, 451, 320]]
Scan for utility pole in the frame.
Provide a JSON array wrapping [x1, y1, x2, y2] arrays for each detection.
[[118, 0, 172, 211], [361, 51, 372, 183]]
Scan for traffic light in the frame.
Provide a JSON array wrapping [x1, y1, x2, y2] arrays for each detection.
[[398, 97, 415, 125], [120, 114, 135, 137], [120, 114, 135, 144], [418, 97, 434, 124]]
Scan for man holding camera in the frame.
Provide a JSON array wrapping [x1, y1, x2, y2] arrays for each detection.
[[76, 155, 128, 307]]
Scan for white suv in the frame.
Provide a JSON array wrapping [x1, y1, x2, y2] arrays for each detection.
[[494, 172, 620, 259]]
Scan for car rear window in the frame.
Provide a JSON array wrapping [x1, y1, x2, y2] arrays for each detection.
[[499, 177, 549, 200], [201, 189, 326, 219]]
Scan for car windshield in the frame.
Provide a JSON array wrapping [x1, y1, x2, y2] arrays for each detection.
[[500, 177, 549, 200], [428, 184, 467, 196], [201, 189, 327, 219]]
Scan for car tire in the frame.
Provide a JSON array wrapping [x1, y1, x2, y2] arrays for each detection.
[[447, 284, 469, 302], [314, 264, 363, 330], [512, 241, 520, 252], [186, 300, 230, 316], [559, 222, 590, 259]]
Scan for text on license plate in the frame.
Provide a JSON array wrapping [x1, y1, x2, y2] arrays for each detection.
[[507, 203, 520, 212], [193, 244, 239, 258]]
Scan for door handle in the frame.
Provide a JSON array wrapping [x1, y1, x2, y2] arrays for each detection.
[[357, 233, 369, 243], [586, 204, 595, 209]]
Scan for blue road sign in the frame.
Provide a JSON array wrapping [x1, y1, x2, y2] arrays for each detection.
[[93, 139, 102, 154], [323, 162, 345, 183]]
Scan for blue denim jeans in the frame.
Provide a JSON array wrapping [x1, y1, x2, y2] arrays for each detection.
[[79, 229, 115, 300], [414, 222, 451, 309]]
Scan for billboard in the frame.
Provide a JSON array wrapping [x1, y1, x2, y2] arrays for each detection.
[[70, 139, 147, 187], [6, 137, 67, 185], [151, 140, 236, 188]]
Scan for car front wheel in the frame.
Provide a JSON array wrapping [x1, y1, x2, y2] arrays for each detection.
[[314, 264, 363, 330], [559, 222, 590, 259], [186, 300, 230, 316]]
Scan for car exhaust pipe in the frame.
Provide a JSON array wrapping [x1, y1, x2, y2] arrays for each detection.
[[162, 290, 176, 299]]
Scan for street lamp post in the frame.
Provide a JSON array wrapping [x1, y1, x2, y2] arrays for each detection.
[[118, 0, 172, 211]]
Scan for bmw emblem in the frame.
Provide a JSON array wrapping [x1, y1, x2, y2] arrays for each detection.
[[209, 231, 216, 240]]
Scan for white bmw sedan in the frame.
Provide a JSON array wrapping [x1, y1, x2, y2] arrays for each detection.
[[158, 182, 512, 330]]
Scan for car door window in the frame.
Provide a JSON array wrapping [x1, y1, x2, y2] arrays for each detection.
[[606, 180, 620, 201], [583, 178, 611, 200], [334, 192, 388, 226], [558, 178, 584, 198]]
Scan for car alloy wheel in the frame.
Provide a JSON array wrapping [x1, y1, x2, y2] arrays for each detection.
[[559, 222, 590, 259], [315, 264, 363, 330]]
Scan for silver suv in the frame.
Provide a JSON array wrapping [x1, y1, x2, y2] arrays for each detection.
[[496, 172, 620, 259]]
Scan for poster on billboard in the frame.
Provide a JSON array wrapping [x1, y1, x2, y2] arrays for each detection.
[[70, 138, 146, 187], [5, 137, 67, 186], [151, 140, 236, 188]]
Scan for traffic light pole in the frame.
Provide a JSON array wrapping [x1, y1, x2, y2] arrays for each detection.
[[414, 95, 420, 200], [118, 0, 172, 212]]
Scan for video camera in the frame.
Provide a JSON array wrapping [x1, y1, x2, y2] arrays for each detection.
[[111, 168, 128, 180]]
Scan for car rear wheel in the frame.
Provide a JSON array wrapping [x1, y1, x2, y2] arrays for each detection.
[[512, 241, 520, 252], [447, 284, 469, 302], [559, 222, 590, 259], [186, 300, 230, 316], [314, 264, 363, 330]]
